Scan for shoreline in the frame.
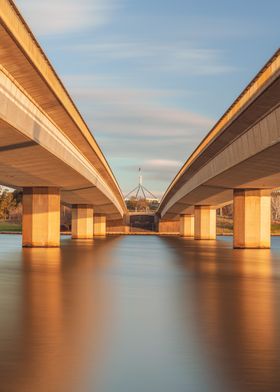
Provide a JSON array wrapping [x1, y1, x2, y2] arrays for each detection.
[[1, 232, 280, 237]]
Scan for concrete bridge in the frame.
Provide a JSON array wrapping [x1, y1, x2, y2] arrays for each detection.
[[0, 1, 126, 247], [158, 49, 280, 249], [1, 2, 280, 250]]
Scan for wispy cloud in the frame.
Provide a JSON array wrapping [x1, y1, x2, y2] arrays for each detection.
[[61, 74, 213, 194], [60, 40, 236, 75], [145, 159, 182, 168], [63, 75, 213, 139], [16, 0, 120, 35]]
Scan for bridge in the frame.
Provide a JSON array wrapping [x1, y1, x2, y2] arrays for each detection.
[[158, 49, 280, 249], [1, 2, 280, 250], [0, 0, 126, 247]]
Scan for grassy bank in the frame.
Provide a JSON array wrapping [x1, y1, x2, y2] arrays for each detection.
[[217, 216, 233, 235], [271, 223, 280, 235], [1, 218, 280, 235], [217, 216, 280, 235], [0, 222, 22, 232]]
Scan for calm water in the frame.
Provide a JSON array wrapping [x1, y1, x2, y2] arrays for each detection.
[[0, 234, 280, 392]]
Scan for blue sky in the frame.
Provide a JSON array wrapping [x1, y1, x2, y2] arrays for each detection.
[[16, 0, 280, 197]]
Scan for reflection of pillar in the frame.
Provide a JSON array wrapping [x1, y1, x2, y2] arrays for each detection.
[[233, 189, 271, 249], [72, 205, 94, 239], [93, 215, 106, 236], [194, 206, 216, 240], [14, 243, 109, 391], [180, 214, 194, 237], [22, 187, 60, 247]]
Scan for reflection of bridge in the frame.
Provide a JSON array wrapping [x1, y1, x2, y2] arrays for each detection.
[[157, 49, 280, 249], [1, 2, 280, 249]]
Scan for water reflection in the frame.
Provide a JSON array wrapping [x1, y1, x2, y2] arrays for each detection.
[[163, 236, 280, 392], [0, 235, 280, 391], [0, 236, 121, 392]]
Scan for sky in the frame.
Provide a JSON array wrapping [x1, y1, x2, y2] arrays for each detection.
[[16, 0, 280, 198]]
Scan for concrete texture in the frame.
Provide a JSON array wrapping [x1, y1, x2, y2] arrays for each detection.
[[233, 189, 271, 248], [94, 215, 107, 236], [22, 187, 60, 247], [194, 206, 216, 240], [180, 214, 194, 237], [72, 205, 94, 239]]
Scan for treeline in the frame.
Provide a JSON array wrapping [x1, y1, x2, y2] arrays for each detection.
[[125, 197, 159, 211], [272, 191, 280, 221], [0, 189, 22, 221]]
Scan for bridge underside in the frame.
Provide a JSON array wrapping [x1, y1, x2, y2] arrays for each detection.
[[162, 99, 280, 221], [163, 141, 280, 220], [0, 119, 121, 219], [0, 66, 123, 221], [158, 53, 280, 249]]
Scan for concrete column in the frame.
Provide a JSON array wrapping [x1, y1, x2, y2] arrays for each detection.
[[180, 214, 194, 237], [158, 219, 180, 234], [123, 214, 130, 234], [72, 205, 94, 239], [194, 206, 216, 240], [22, 187, 60, 247], [93, 215, 107, 236], [233, 189, 271, 249]]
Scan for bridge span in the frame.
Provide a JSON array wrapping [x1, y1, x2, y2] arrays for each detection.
[[0, 1, 126, 246], [158, 49, 280, 248], [1, 2, 279, 249]]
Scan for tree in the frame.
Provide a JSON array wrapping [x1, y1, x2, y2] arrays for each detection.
[[272, 191, 280, 221], [125, 196, 154, 211], [126, 197, 138, 211], [0, 190, 16, 220], [12, 189, 23, 205]]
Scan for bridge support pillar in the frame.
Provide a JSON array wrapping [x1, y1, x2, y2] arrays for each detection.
[[233, 189, 271, 249], [72, 205, 94, 239], [180, 214, 194, 237], [94, 215, 107, 236], [194, 206, 216, 240], [22, 187, 60, 247], [158, 219, 180, 234], [123, 214, 130, 234]]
